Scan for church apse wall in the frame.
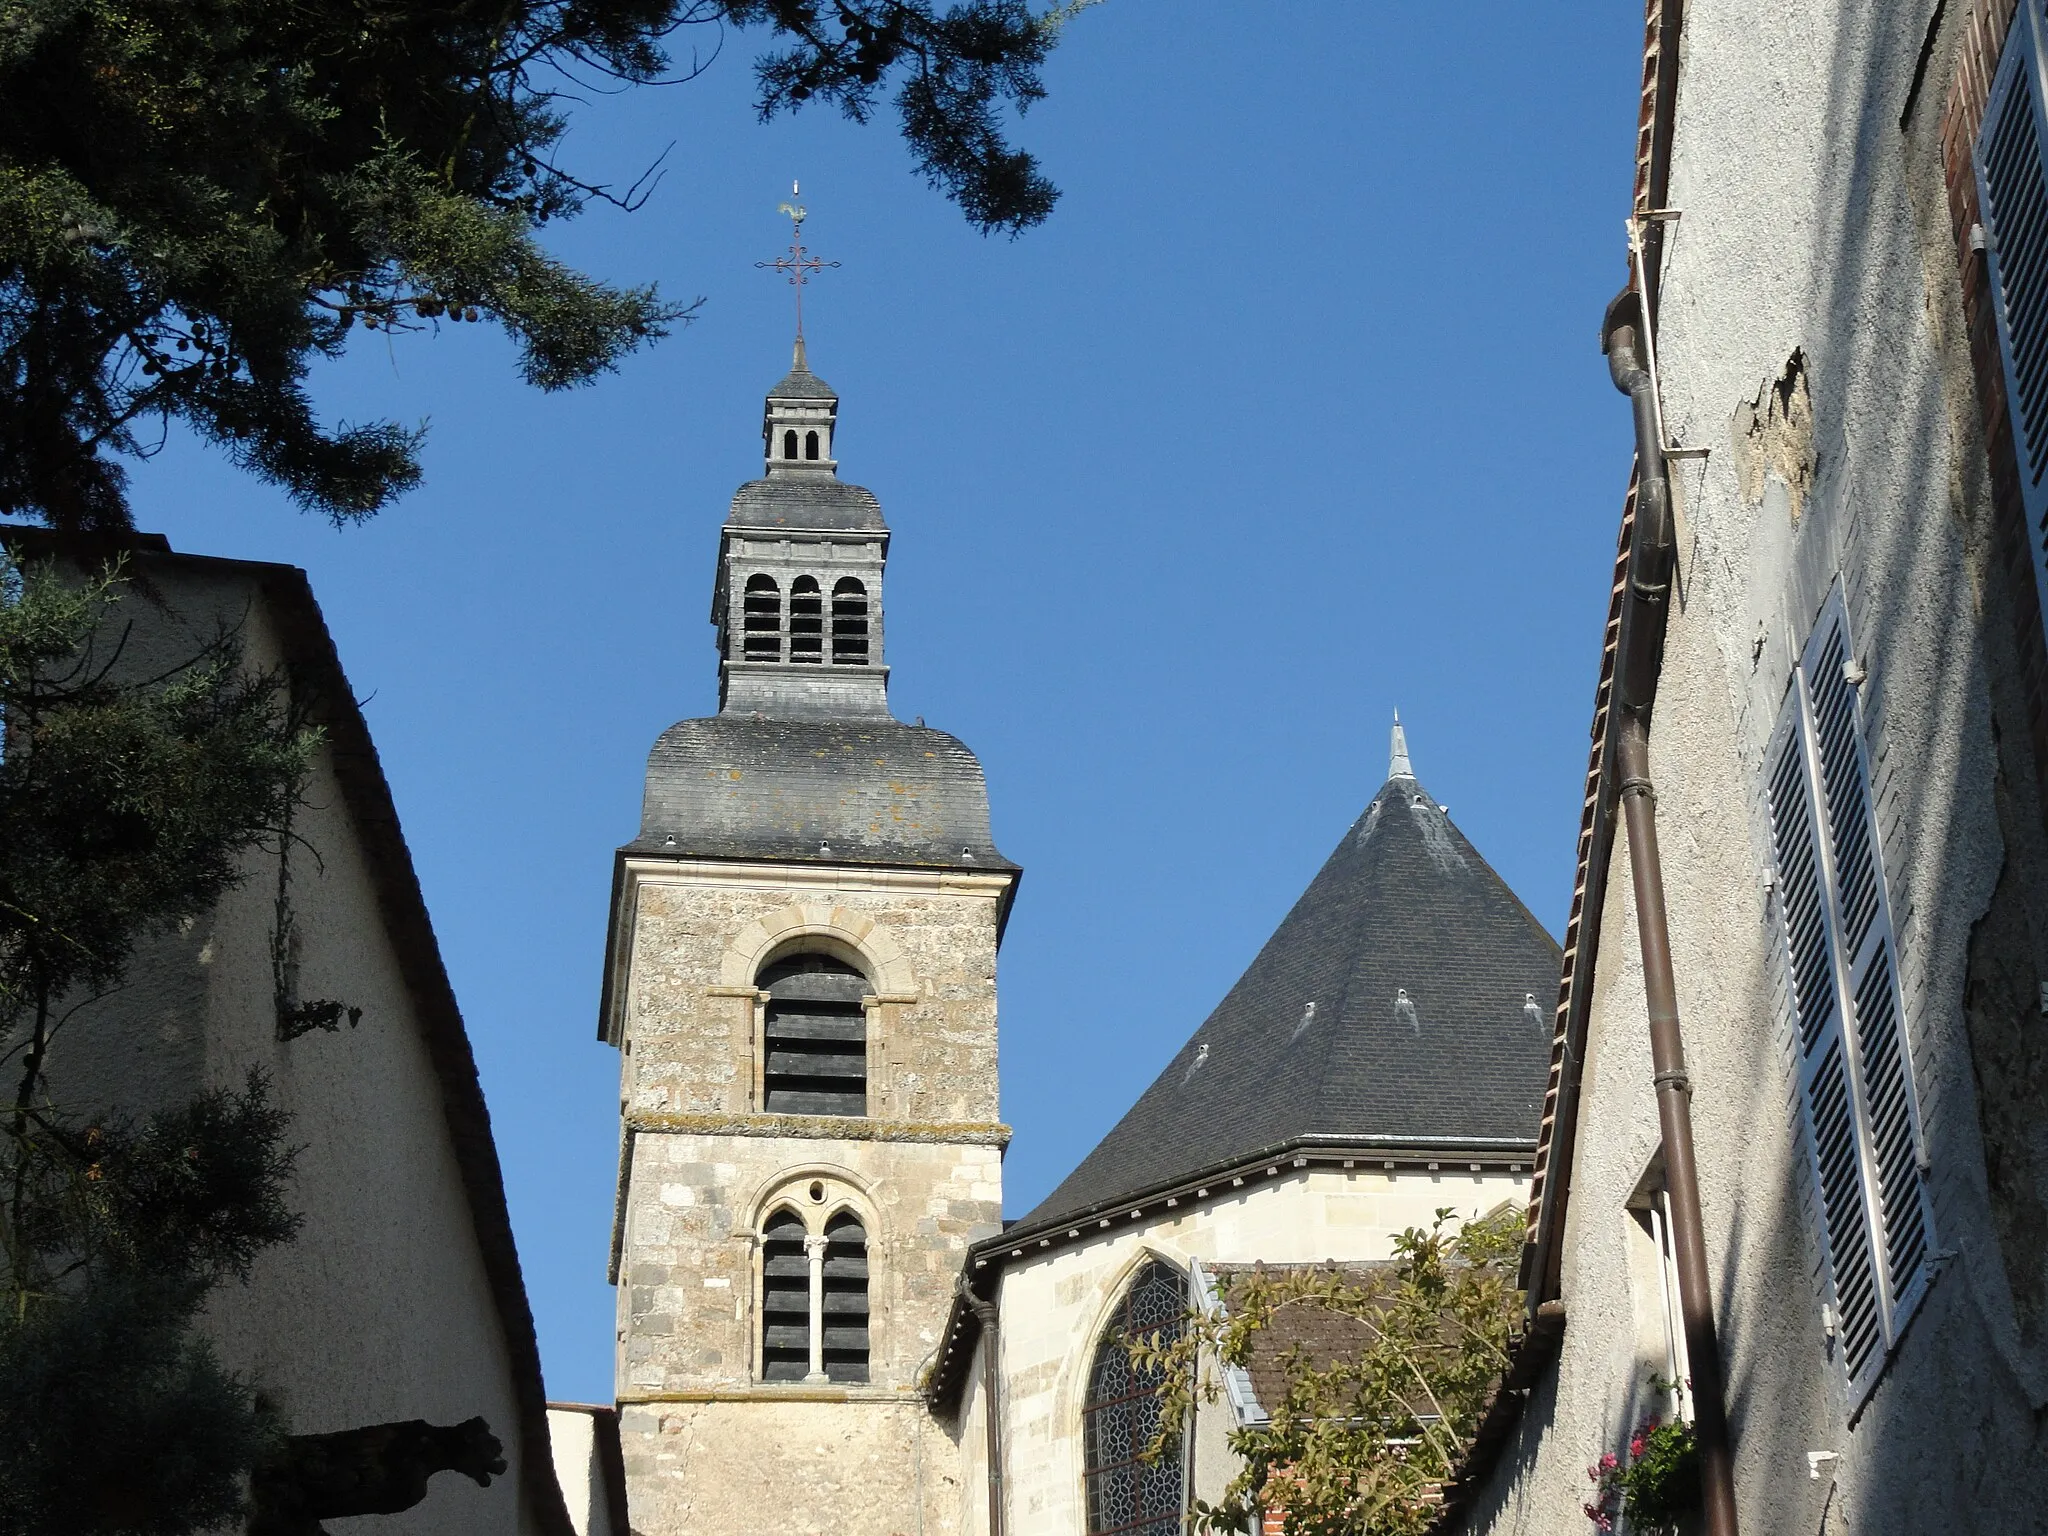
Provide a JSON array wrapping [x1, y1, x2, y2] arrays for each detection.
[[987, 1168, 1531, 1533]]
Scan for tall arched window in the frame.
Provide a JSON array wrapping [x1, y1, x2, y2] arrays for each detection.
[[783, 428, 799, 459], [742, 574, 782, 661], [788, 576, 824, 663], [831, 578, 870, 665], [820, 1212, 870, 1383], [804, 429, 821, 460], [759, 1208, 812, 1382], [1082, 1259, 1189, 1536], [760, 952, 867, 1115]]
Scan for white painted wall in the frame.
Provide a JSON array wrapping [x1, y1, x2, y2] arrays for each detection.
[[548, 1407, 618, 1536], [984, 1166, 1528, 1534], [20, 554, 550, 1535], [1463, 2, 2048, 1532]]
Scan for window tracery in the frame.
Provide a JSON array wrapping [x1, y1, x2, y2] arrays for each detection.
[[755, 1182, 873, 1384], [1082, 1258, 1188, 1536]]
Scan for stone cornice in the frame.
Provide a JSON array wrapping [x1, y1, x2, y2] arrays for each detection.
[[618, 1386, 927, 1406], [625, 1111, 1010, 1147], [620, 856, 1014, 898]]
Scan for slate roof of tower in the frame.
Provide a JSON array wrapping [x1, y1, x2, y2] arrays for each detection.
[[1017, 768, 1558, 1232], [768, 364, 839, 399], [725, 477, 886, 531], [627, 714, 1014, 871]]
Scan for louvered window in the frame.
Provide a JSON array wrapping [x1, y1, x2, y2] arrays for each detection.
[[1764, 588, 1934, 1406], [760, 1208, 813, 1382], [757, 1207, 872, 1384], [760, 953, 867, 1116], [1978, 0, 2048, 622], [1082, 1259, 1188, 1536], [831, 578, 870, 665], [820, 1213, 870, 1383], [788, 576, 824, 663], [742, 574, 782, 661]]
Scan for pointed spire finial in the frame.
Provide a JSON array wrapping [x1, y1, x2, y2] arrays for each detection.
[[1389, 710, 1414, 780]]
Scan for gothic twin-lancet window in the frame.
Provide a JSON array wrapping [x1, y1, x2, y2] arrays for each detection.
[[779, 428, 823, 461], [1082, 1259, 1188, 1536], [760, 953, 868, 1116], [735, 576, 869, 665], [1763, 587, 1934, 1407], [760, 1202, 870, 1383]]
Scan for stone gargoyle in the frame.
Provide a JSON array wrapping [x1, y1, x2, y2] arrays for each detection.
[[247, 1415, 506, 1536]]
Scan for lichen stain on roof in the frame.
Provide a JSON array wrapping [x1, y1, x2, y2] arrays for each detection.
[[630, 714, 1012, 871]]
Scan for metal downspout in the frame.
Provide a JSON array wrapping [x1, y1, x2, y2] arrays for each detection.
[[1602, 288, 1740, 1536], [959, 1281, 1006, 1536]]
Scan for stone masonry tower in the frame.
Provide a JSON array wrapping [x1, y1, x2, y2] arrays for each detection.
[[597, 341, 1017, 1534]]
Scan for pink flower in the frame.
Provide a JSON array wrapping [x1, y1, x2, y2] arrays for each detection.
[[1630, 1436, 1646, 1459], [1599, 1452, 1620, 1472]]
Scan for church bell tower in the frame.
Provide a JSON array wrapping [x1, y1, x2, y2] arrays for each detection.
[[596, 335, 1017, 1533]]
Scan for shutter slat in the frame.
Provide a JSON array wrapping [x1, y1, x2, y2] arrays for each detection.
[[1770, 589, 1937, 1407], [1987, 52, 2048, 479], [1770, 702, 1885, 1391]]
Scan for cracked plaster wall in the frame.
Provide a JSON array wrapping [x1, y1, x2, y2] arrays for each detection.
[[1464, 0, 2048, 1531]]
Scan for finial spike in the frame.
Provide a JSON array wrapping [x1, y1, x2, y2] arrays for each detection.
[[793, 333, 807, 371], [1389, 711, 1414, 781]]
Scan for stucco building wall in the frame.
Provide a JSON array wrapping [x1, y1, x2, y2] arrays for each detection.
[[1464, 1, 2048, 1530], [987, 1168, 1528, 1534], [20, 552, 556, 1535]]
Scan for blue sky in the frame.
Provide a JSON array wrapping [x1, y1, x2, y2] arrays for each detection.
[[126, 2, 1643, 1404]]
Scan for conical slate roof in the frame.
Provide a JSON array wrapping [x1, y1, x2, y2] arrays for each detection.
[[1020, 754, 1559, 1231]]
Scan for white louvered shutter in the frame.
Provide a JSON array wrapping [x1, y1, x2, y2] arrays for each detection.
[[1764, 589, 1934, 1405], [1980, 0, 2048, 618]]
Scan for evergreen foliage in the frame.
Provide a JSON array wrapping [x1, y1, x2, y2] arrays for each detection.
[[1129, 1206, 1527, 1536], [0, 547, 312, 1534], [0, 0, 1076, 531]]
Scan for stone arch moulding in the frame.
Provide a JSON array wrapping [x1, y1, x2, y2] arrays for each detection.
[[748, 1162, 879, 1237], [1055, 1241, 1194, 1435], [720, 902, 917, 997]]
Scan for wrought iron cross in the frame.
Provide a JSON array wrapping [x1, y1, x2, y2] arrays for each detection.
[[755, 182, 839, 346]]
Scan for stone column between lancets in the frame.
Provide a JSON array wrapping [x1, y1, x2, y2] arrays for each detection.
[[805, 1232, 829, 1383]]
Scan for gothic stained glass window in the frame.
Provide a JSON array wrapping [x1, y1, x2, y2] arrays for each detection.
[[1082, 1259, 1189, 1536]]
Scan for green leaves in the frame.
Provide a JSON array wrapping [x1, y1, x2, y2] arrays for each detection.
[[1129, 1206, 1528, 1536], [0, 549, 314, 1017], [743, 1, 1062, 234], [0, 0, 1075, 530], [0, 553, 310, 1533], [0, 1075, 299, 1536]]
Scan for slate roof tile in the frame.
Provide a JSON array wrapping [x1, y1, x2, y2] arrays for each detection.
[[1020, 772, 1558, 1230]]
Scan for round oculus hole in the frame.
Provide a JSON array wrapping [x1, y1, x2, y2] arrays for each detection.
[[808, 1181, 825, 1203]]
